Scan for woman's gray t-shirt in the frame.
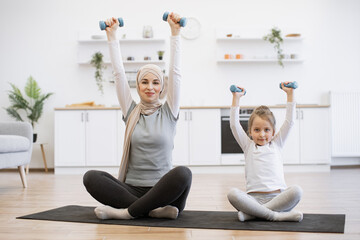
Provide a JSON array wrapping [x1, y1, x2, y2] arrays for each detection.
[[123, 101, 178, 186]]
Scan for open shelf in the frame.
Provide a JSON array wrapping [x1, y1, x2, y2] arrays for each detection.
[[217, 59, 304, 63], [79, 60, 165, 65], [78, 38, 166, 43], [216, 29, 304, 65], [216, 37, 304, 41]]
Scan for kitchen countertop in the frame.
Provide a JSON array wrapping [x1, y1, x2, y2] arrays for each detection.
[[54, 104, 329, 110]]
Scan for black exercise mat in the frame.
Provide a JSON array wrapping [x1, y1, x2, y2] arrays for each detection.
[[17, 205, 345, 233]]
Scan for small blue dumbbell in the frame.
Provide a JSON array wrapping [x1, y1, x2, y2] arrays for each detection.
[[99, 18, 124, 31], [279, 81, 298, 89], [163, 12, 187, 27], [230, 85, 246, 95]]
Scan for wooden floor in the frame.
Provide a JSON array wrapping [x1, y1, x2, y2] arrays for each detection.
[[1, 168, 359, 240]]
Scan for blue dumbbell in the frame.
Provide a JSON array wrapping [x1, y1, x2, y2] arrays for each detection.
[[163, 12, 187, 27], [279, 81, 298, 89], [99, 17, 124, 31], [230, 85, 246, 95]]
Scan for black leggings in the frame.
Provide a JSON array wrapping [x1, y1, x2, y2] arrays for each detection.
[[83, 166, 192, 217]]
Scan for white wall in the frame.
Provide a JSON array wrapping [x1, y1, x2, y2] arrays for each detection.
[[1, 0, 360, 168]]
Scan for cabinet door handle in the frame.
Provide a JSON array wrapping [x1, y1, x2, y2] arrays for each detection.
[[301, 110, 304, 120], [296, 110, 299, 120], [86, 112, 89, 122], [190, 111, 192, 121], [185, 112, 188, 121], [81, 112, 84, 122]]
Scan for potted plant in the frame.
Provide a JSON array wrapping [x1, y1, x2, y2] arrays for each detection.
[[157, 50, 165, 60], [4, 76, 54, 142], [263, 27, 284, 67], [90, 51, 106, 95]]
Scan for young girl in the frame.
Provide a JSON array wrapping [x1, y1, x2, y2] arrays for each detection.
[[83, 13, 192, 220], [227, 83, 303, 222]]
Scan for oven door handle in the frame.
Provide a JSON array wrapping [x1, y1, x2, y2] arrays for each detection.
[[221, 117, 249, 121]]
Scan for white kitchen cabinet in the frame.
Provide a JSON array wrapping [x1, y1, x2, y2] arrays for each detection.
[[55, 109, 124, 168], [299, 108, 330, 164], [172, 109, 221, 166], [55, 110, 86, 166], [271, 107, 330, 164]]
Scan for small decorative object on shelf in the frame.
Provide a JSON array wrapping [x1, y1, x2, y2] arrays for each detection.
[[285, 33, 301, 37], [235, 54, 243, 59], [263, 27, 284, 67], [143, 25, 153, 38], [127, 56, 135, 61], [224, 54, 234, 59], [157, 50, 165, 60], [126, 70, 137, 88], [290, 53, 299, 59], [144, 56, 151, 61], [90, 52, 106, 95]]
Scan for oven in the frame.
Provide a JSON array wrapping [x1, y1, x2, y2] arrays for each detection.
[[220, 108, 253, 164]]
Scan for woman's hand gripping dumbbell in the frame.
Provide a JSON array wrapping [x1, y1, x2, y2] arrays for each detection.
[[99, 17, 124, 30], [279, 81, 298, 89], [230, 85, 246, 95], [163, 11, 187, 27]]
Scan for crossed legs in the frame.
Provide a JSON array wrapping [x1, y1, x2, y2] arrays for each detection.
[[227, 186, 303, 222], [83, 166, 192, 220]]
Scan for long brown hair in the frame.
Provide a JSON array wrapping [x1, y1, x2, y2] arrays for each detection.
[[248, 105, 276, 135]]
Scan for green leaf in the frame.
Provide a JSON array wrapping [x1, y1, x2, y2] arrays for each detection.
[[25, 76, 41, 100], [8, 94, 29, 109], [8, 84, 29, 109], [5, 107, 24, 122]]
